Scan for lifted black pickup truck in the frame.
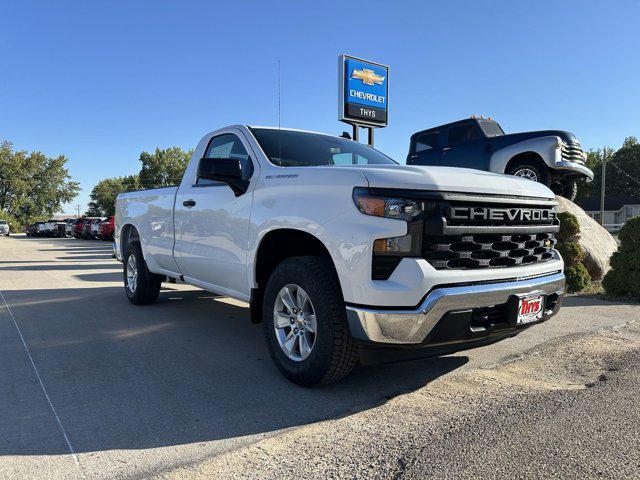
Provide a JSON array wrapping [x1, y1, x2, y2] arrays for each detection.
[[407, 117, 593, 201]]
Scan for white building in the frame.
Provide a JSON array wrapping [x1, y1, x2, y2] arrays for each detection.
[[579, 195, 640, 233]]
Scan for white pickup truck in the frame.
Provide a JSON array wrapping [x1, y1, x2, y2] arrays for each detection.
[[115, 126, 565, 386]]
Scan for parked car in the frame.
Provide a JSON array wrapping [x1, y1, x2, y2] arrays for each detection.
[[98, 216, 115, 241], [37, 221, 56, 237], [115, 125, 565, 386], [54, 222, 66, 237], [64, 219, 76, 237], [82, 218, 102, 239], [0, 220, 9, 236], [82, 220, 92, 239], [26, 223, 39, 236], [407, 117, 594, 201], [91, 218, 104, 239], [74, 218, 88, 238]]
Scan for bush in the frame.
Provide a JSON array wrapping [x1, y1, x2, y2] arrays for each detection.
[[609, 249, 640, 272], [618, 217, 640, 251], [557, 242, 585, 265], [557, 212, 580, 242], [565, 263, 591, 293], [555, 211, 591, 293], [603, 217, 640, 298]]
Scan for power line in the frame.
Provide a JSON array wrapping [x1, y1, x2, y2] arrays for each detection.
[[608, 161, 640, 188]]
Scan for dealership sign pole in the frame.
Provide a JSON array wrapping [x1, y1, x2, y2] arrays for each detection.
[[338, 54, 389, 146]]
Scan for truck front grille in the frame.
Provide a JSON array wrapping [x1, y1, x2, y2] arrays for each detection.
[[422, 232, 556, 270], [420, 194, 559, 271], [561, 140, 586, 165]]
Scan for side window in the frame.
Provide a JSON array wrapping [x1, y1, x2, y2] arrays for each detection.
[[447, 124, 480, 146], [415, 132, 439, 152], [332, 153, 368, 165], [199, 133, 254, 185]]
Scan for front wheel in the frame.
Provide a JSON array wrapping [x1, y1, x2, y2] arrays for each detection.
[[506, 161, 550, 186], [262, 256, 358, 387], [123, 241, 162, 305]]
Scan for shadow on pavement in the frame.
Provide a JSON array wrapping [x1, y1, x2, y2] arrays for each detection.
[[0, 263, 118, 271], [0, 285, 467, 457], [74, 271, 123, 282], [562, 295, 638, 308]]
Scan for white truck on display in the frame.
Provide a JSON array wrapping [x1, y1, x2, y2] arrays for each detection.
[[115, 126, 566, 386]]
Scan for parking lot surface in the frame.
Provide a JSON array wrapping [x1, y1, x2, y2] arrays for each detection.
[[1, 235, 639, 479]]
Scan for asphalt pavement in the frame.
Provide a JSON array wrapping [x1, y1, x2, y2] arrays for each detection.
[[1, 235, 638, 479]]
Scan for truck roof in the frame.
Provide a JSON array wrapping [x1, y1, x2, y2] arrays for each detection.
[[246, 125, 345, 138], [411, 117, 499, 138]]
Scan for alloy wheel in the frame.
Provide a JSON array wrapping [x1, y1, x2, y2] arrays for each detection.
[[273, 284, 317, 361], [126, 254, 138, 294]]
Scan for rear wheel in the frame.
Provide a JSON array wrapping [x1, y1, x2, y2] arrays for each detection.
[[562, 180, 578, 201], [262, 256, 358, 386], [550, 179, 579, 201], [123, 241, 162, 305]]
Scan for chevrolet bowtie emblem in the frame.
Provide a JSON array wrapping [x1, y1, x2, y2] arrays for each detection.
[[351, 68, 385, 86]]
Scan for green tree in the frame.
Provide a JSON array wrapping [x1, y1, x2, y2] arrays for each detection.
[[138, 147, 192, 188], [86, 174, 140, 216], [0, 141, 79, 225], [575, 138, 640, 202]]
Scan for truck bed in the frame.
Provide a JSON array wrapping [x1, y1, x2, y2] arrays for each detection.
[[115, 186, 179, 273]]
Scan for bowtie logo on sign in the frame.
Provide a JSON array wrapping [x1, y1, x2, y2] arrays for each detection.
[[351, 68, 385, 86], [339, 54, 389, 129]]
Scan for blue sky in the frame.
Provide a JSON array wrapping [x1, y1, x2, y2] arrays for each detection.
[[1, 1, 639, 214]]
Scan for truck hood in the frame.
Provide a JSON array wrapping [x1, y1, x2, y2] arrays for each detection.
[[497, 129, 577, 145], [338, 164, 555, 199]]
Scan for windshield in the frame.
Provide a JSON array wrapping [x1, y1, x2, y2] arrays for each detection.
[[479, 121, 504, 137], [250, 128, 397, 167], [0, 220, 6, 225]]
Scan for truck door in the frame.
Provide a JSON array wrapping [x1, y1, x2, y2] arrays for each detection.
[[173, 131, 256, 298], [407, 131, 441, 166], [441, 123, 486, 170]]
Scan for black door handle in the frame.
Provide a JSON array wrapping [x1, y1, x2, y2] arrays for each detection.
[[183, 199, 196, 208]]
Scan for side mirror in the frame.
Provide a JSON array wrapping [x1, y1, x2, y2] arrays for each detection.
[[197, 157, 250, 196]]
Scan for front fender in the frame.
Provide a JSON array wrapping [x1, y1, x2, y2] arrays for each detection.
[[489, 136, 560, 173]]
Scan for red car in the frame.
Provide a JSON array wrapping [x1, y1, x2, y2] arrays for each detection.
[[73, 218, 88, 238], [98, 216, 115, 241]]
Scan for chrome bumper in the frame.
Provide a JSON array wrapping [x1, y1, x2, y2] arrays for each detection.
[[554, 161, 594, 182], [346, 272, 565, 345]]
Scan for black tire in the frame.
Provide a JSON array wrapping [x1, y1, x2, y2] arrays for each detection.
[[262, 256, 358, 387], [562, 180, 578, 202], [506, 160, 550, 186], [123, 241, 162, 305]]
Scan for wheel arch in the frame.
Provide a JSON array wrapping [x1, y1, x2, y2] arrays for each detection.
[[489, 136, 559, 174], [119, 223, 140, 260], [505, 151, 547, 174], [250, 228, 341, 324]]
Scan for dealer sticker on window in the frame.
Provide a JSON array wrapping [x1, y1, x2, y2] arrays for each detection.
[[517, 294, 545, 324]]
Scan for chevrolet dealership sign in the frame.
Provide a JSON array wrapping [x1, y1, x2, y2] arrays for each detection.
[[339, 54, 389, 127]]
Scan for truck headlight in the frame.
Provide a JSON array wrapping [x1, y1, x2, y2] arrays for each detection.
[[352, 187, 433, 222]]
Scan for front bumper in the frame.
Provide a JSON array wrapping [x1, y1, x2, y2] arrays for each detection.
[[554, 161, 594, 182], [346, 272, 565, 345]]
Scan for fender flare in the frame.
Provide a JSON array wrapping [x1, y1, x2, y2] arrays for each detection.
[[489, 136, 560, 174]]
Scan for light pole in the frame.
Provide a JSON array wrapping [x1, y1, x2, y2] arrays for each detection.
[[599, 156, 606, 226]]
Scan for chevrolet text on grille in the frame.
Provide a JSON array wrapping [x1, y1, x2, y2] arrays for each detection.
[[449, 206, 557, 222]]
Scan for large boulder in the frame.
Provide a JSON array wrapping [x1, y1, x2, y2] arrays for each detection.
[[556, 195, 618, 280]]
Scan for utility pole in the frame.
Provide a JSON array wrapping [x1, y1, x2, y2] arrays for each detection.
[[599, 157, 606, 226], [76, 205, 81, 218]]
